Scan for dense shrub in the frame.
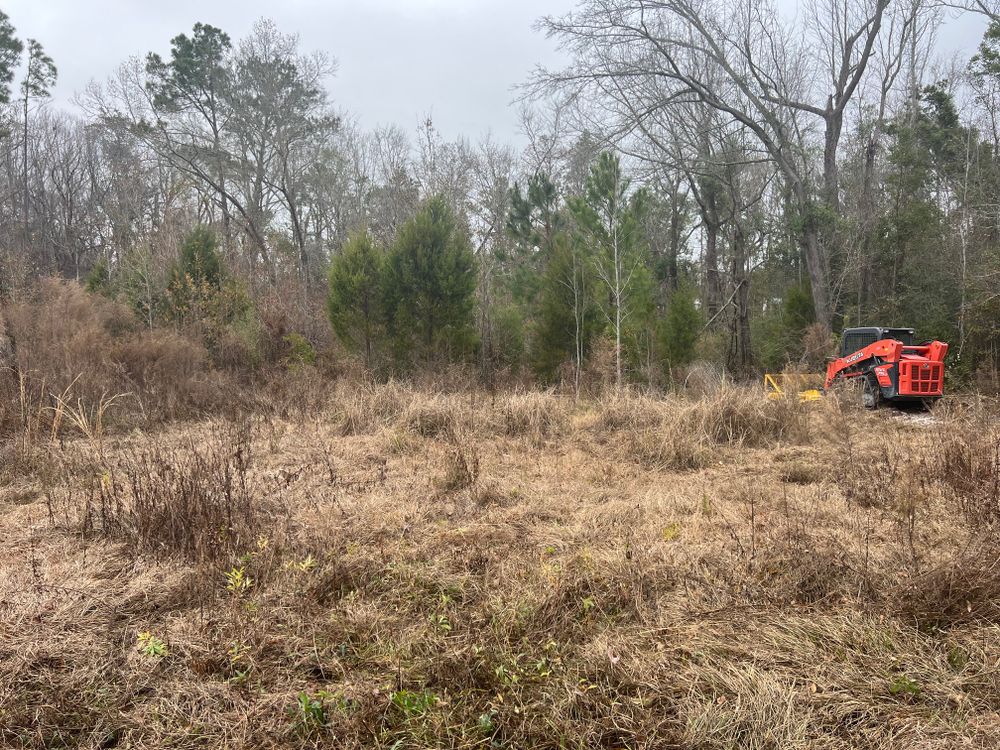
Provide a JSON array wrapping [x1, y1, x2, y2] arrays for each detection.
[[4, 279, 230, 429]]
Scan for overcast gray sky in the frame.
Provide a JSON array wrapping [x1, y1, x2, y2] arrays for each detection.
[[3, 0, 577, 143], [2, 0, 992, 146]]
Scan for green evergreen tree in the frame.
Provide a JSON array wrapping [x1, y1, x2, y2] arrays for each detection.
[[965, 25, 1000, 376], [532, 232, 601, 385], [874, 84, 964, 343], [488, 304, 527, 375], [84, 259, 112, 297], [569, 152, 654, 386], [167, 226, 223, 320], [0, 11, 22, 107], [753, 282, 815, 371], [382, 196, 478, 367], [177, 225, 222, 288], [784, 283, 816, 334], [145, 23, 232, 111], [146, 24, 235, 249], [327, 230, 384, 369], [119, 245, 164, 329], [505, 171, 562, 309], [20, 39, 56, 247], [659, 283, 702, 371]]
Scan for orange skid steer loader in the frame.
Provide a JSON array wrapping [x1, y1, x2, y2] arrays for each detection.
[[823, 327, 948, 409]]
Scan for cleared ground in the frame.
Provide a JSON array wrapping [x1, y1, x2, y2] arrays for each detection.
[[1, 384, 999, 749]]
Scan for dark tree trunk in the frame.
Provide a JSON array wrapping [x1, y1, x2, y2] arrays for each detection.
[[0, 309, 19, 405], [823, 111, 843, 213], [802, 225, 831, 330], [704, 218, 722, 324], [22, 95, 30, 267], [727, 226, 753, 375]]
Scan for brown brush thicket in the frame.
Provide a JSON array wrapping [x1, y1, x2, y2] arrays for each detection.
[[4, 279, 230, 427]]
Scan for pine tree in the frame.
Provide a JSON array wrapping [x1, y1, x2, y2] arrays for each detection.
[[327, 230, 384, 369], [20, 39, 56, 250], [382, 196, 478, 367], [146, 24, 234, 250], [505, 171, 561, 309], [532, 232, 600, 388], [659, 284, 702, 370], [168, 226, 224, 321], [569, 152, 653, 386], [0, 11, 22, 107], [177, 226, 223, 289]]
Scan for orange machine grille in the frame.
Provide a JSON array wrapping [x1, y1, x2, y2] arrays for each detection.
[[899, 361, 943, 395]]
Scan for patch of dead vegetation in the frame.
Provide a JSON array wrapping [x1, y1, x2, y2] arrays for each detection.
[[2, 385, 999, 749]]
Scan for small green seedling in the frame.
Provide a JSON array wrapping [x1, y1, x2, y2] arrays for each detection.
[[295, 691, 327, 730], [662, 522, 681, 542], [391, 689, 437, 718], [225, 566, 253, 595], [136, 631, 167, 657], [477, 711, 496, 733], [431, 613, 452, 633]]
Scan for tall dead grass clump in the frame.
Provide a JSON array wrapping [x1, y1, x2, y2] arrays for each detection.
[[401, 392, 462, 438], [496, 390, 569, 442], [679, 663, 813, 748], [894, 536, 1000, 627], [595, 386, 809, 470], [113, 329, 223, 420], [6, 278, 134, 410], [937, 428, 1000, 528], [332, 380, 407, 435], [840, 444, 906, 510], [437, 439, 480, 495], [676, 360, 726, 396], [260, 364, 332, 418], [594, 390, 670, 434], [597, 386, 807, 448], [4, 278, 238, 428], [52, 421, 270, 562], [687, 385, 809, 447], [630, 423, 711, 470]]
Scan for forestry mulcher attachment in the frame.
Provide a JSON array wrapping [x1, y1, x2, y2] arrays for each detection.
[[823, 327, 948, 409]]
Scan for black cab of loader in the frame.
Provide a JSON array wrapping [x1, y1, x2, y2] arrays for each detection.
[[839, 327, 914, 357]]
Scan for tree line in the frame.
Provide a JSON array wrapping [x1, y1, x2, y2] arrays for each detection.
[[0, 2, 998, 390]]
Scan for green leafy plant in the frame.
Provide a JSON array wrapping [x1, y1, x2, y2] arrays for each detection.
[[431, 613, 452, 633], [493, 663, 520, 686], [391, 689, 437, 718], [295, 691, 327, 731], [136, 631, 168, 657], [225, 565, 253, 595], [947, 646, 969, 671], [289, 554, 317, 573], [227, 640, 248, 664], [477, 711, 496, 734]]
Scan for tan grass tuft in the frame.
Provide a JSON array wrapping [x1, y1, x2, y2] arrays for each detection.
[[496, 389, 569, 441]]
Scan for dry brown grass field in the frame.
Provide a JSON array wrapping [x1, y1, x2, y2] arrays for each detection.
[[1, 382, 999, 749]]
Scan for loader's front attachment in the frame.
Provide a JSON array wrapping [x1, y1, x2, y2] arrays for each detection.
[[764, 373, 823, 402]]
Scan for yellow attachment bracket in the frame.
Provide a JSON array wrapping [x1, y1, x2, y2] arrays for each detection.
[[764, 373, 824, 402]]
